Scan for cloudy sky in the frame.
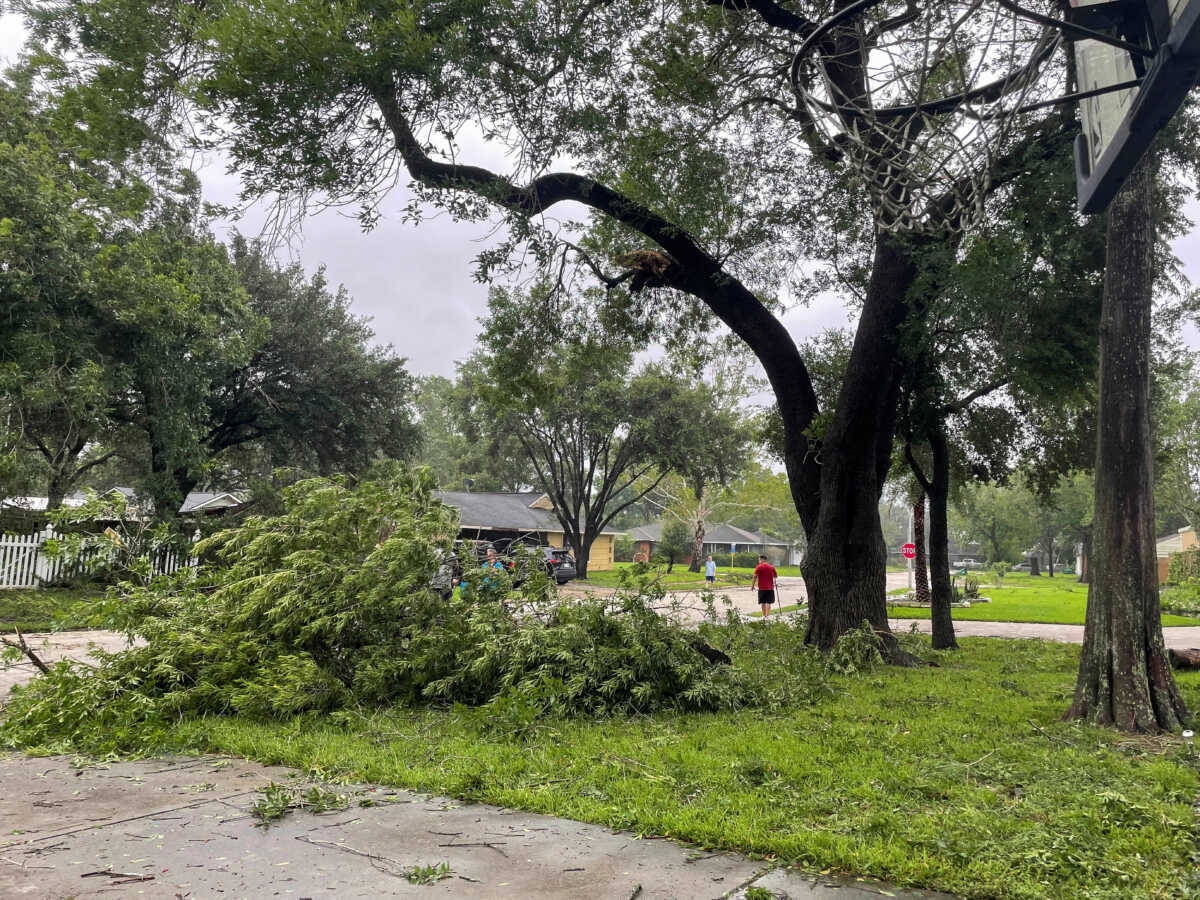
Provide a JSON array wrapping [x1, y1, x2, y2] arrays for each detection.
[[2, 13, 1196, 380]]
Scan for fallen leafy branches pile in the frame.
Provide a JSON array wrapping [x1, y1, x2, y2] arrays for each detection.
[[1, 466, 858, 752]]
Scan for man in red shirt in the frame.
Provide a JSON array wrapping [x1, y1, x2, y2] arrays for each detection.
[[750, 554, 778, 618]]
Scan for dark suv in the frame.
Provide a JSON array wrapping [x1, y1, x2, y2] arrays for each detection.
[[541, 547, 576, 584]]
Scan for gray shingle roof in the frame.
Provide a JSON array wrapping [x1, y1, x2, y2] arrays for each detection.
[[435, 491, 621, 536], [626, 520, 790, 547], [436, 491, 559, 531], [179, 491, 245, 514]]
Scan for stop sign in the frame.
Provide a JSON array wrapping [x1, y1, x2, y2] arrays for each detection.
[[902, 543, 917, 559]]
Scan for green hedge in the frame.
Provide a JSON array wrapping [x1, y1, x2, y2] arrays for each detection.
[[1166, 547, 1200, 584], [1161, 580, 1200, 617], [707, 551, 762, 568]]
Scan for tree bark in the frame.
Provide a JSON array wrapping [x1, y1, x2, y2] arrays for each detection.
[[687, 515, 706, 574], [1065, 152, 1188, 732], [573, 537, 592, 581], [688, 484, 706, 573], [802, 232, 921, 665], [46, 466, 72, 511], [926, 425, 958, 649], [1078, 525, 1092, 584], [913, 492, 931, 604]]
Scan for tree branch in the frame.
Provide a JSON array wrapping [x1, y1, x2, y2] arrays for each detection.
[[73, 448, 119, 477], [705, 0, 816, 36], [943, 378, 1010, 414], [370, 84, 820, 457], [1, 628, 51, 675], [904, 441, 932, 494]]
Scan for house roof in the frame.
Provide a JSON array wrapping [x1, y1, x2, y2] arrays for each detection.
[[179, 491, 246, 514], [2, 487, 242, 516], [626, 521, 791, 547], [1157, 531, 1185, 557], [435, 491, 621, 536]]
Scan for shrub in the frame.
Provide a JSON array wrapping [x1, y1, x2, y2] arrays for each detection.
[[1166, 547, 1200, 584], [613, 534, 635, 563], [1, 465, 768, 752], [1160, 580, 1200, 617], [656, 519, 692, 571]]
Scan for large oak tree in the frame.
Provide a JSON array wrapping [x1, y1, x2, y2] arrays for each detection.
[[17, 0, 1078, 658]]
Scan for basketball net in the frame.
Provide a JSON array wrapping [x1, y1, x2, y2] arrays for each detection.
[[793, 0, 1066, 234]]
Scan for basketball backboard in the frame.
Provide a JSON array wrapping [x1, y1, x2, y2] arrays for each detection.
[[1072, 0, 1200, 213]]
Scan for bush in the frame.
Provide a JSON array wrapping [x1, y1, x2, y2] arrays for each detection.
[[613, 534, 635, 563], [1160, 580, 1200, 617], [1166, 547, 1200, 584], [1, 466, 770, 752]]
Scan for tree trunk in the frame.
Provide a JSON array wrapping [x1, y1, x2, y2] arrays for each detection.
[[1047, 536, 1055, 577], [573, 537, 592, 581], [913, 492, 931, 604], [1065, 152, 1188, 732], [686, 511, 700, 573], [40, 435, 88, 511], [1078, 525, 1092, 584], [927, 424, 958, 650], [46, 466, 72, 511], [802, 232, 921, 665]]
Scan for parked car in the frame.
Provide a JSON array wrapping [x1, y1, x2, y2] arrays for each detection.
[[541, 547, 576, 584]]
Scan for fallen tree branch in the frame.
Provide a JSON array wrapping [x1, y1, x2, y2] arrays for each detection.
[[1, 628, 51, 674]]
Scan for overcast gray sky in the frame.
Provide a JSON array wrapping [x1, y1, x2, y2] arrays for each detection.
[[2, 13, 1196, 379]]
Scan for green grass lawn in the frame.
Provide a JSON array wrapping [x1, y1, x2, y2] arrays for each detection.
[[0, 588, 100, 633], [578, 561, 802, 590], [887, 575, 1200, 626], [153, 637, 1200, 900], [766, 573, 1199, 625]]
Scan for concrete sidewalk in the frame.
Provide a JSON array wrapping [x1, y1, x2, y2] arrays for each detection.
[[891, 619, 1200, 646], [0, 754, 953, 900]]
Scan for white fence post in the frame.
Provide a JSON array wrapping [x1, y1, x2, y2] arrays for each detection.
[[0, 525, 199, 589], [33, 525, 58, 585]]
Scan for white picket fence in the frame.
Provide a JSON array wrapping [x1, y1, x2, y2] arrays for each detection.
[[0, 527, 195, 589]]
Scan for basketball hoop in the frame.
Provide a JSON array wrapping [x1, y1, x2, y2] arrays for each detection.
[[791, 0, 1082, 233]]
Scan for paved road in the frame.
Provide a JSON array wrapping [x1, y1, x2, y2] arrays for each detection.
[[0, 754, 953, 900], [1, 630, 132, 699]]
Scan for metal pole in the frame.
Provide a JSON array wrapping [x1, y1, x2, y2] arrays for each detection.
[[907, 505, 913, 591]]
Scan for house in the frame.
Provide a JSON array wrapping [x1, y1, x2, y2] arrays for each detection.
[[178, 491, 246, 516], [1, 487, 244, 521], [434, 491, 617, 571], [625, 521, 795, 566], [1156, 525, 1198, 583]]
